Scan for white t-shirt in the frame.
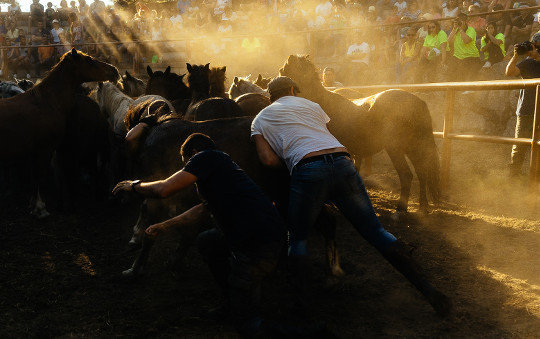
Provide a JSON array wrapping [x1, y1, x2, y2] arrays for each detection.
[[394, 1, 407, 12], [251, 96, 344, 173], [51, 27, 64, 43], [347, 42, 372, 64]]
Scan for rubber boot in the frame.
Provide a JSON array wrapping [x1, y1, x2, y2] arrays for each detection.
[[382, 240, 452, 317]]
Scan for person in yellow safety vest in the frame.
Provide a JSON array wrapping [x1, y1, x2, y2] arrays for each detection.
[[448, 12, 480, 81], [398, 27, 421, 83]]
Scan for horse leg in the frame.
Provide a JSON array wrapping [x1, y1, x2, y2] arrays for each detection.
[[31, 151, 52, 219], [314, 205, 344, 277], [407, 151, 430, 214], [129, 199, 149, 249], [386, 149, 413, 216]]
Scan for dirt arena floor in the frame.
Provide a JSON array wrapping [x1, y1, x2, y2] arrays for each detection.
[[1, 138, 539, 338]]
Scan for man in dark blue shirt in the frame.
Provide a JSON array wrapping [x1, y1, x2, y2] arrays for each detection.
[[505, 33, 540, 175], [113, 133, 322, 336]]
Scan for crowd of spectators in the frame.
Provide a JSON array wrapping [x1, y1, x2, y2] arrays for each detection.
[[0, 0, 538, 83]]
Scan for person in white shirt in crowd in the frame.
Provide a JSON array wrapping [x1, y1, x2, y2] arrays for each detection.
[[51, 19, 69, 55], [322, 67, 343, 87]]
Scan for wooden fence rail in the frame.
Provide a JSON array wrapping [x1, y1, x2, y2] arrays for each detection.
[[328, 79, 540, 197]]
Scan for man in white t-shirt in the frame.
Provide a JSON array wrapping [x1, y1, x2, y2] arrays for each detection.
[[250, 76, 451, 316]]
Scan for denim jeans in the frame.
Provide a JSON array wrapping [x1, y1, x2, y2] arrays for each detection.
[[288, 155, 397, 256]]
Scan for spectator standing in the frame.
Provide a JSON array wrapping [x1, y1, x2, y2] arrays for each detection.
[[509, 5, 534, 46], [448, 13, 480, 80], [89, 0, 106, 17], [505, 33, 540, 176], [78, 0, 90, 24], [45, 2, 56, 30], [29, 20, 51, 76], [29, 0, 45, 33], [69, 1, 78, 14], [480, 21, 505, 67], [58, 0, 71, 25], [8, 0, 21, 22]]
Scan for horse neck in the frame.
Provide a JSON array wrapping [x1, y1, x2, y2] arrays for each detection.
[[304, 82, 365, 141], [32, 66, 78, 111], [209, 81, 226, 98], [190, 83, 210, 103], [247, 82, 265, 94]]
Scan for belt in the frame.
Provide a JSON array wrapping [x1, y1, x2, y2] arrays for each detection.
[[295, 151, 351, 169]]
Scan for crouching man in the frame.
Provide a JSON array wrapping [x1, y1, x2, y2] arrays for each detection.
[[113, 133, 325, 336]]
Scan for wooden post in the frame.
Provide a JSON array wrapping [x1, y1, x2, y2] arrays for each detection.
[[441, 90, 455, 190], [528, 86, 540, 196]]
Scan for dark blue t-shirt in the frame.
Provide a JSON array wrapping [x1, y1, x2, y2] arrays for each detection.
[[183, 150, 285, 249], [516, 58, 540, 116]]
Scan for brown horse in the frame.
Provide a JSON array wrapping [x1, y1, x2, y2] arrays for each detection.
[[254, 73, 271, 89], [0, 48, 119, 217], [209, 66, 228, 98], [280, 55, 440, 214], [121, 70, 146, 98]]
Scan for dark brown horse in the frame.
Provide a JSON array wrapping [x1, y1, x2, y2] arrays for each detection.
[[280, 55, 440, 214], [184, 63, 245, 121], [0, 48, 119, 217], [145, 65, 191, 114]]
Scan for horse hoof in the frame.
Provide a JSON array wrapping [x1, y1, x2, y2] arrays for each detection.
[[121, 267, 141, 278], [331, 266, 345, 277]]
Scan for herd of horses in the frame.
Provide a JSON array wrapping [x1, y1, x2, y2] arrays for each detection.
[[0, 49, 441, 281]]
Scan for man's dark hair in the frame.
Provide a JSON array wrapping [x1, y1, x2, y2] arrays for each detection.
[[180, 133, 216, 158], [269, 86, 298, 102]]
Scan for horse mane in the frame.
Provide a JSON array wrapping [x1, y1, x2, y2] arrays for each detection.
[[209, 66, 227, 98]]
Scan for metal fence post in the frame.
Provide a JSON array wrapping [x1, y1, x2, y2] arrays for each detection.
[[441, 89, 455, 190], [529, 85, 540, 196]]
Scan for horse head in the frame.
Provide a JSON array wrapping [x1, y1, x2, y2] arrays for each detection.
[[186, 63, 210, 97], [209, 66, 227, 97], [254, 74, 271, 89], [229, 76, 267, 99], [122, 70, 146, 97], [58, 48, 119, 84], [146, 65, 190, 101], [279, 54, 321, 99]]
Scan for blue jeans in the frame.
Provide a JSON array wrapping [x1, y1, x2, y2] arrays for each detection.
[[288, 155, 396, 256]]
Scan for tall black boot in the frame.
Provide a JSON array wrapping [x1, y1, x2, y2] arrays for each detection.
[[382, 240, 452, 317]]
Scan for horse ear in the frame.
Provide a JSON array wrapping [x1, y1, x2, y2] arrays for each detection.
[[233, 76, 239, 85], [125, 70, 132, 78], [246, 74, 251, 81], [71, 48, 78, 57], [180, 73, 186, 79], [186, 63, 193, 73], [164, 66, 171, 76], [287, 55, 295, 63], [147, 65, 153, 77], [221, 66, 226, 73], [204, 63, 210, 70], [256, 74, 262, 82]]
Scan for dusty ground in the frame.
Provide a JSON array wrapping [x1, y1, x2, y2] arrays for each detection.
[[1, 136, 539, 338]]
